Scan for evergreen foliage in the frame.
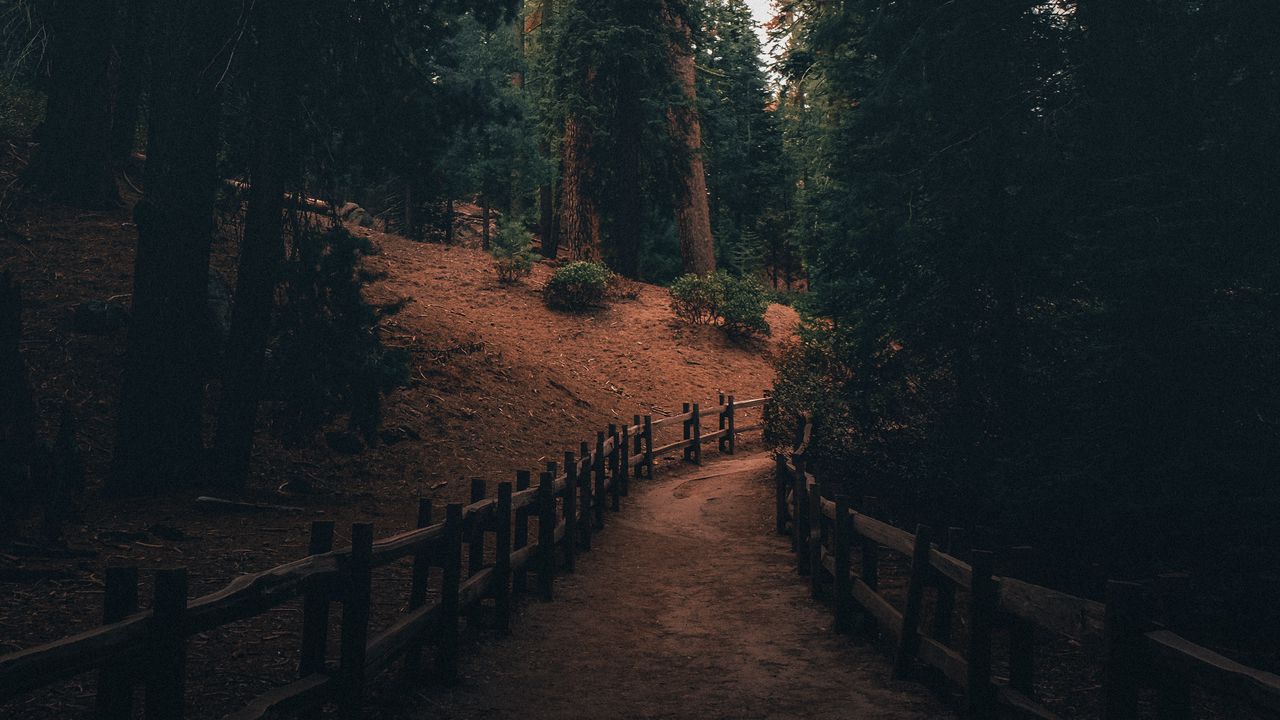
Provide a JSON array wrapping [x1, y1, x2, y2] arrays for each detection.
[[269, 226, 410, 448], [768, 1, 1280, 622], [669, 271, 770, 336], [543, 260, 612, 311], [490, 220, 536, 284]]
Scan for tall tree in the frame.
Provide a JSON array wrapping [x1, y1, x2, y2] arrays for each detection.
[[557, 108, 601, 260], [109, 0, 231, 495], [212, 0, 301, 489], [24, 0, 119, 206], [110, 0, 152, 169], [664, 1, 715, 275]]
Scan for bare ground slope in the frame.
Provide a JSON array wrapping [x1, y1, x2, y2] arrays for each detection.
[[0, 192, 796, 718]]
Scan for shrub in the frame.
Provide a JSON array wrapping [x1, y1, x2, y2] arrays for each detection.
[[268, 227, 410, 448], [543, 261, 612, 311], [719, 274, 771, 336], [669, 273, 723, 324], [668, 272, 770, 336], [490, 222, 535, 284]]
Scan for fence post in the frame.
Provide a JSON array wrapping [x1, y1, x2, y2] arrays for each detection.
[[513, 470, 531, 594], [775, 454, 789, 536], [144, 567, 187, 720], [682, 402, 692, 462], [614, 422, 624, 497], [408, 500, 433, 604], [894, 524, 935, 679], [966, 550, 997, 719], [1104, 580, 1146, 720], [691, 403, 702, 465], [632, 414, 643, 474], [930, 527, 963, 644], [808, 484, 823, 598], [833, 496, 853, 634], [726, 395, 736, 454], [338, 523, 373, 719], [468, 478, 486, 576], [579, 441, 594, 548], [495, 482, 512, 635], [718, 392, 727, 452], [594, 432, 607, 527], [299, 522, 335, 711], [95, 566, 139, 720], [438, 505, 463, 684], [608, 425, 621, 510], [607, 422, 619, 479], [538, 471, 556, 600], [643, 415, 654, 478], [860, 497, 880, 592], [562, 451, 577, 569]]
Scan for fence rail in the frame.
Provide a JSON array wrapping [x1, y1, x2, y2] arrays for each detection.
[[776, 413, 1280, 719], [0, 393, 767, 719]]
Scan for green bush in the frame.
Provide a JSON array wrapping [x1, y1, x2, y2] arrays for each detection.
[[669, 273, 723, 324], [543, 261, 611, 311], [719, 274, 770, 336], [669, 272, 770, 336], [490, 222, 535, 284], [268, 227, 410, 447]]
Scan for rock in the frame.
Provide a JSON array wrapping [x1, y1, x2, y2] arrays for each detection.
[[324, 430, 364, 455], [72, 300, 129, 334], [339, 202, 375, 228]]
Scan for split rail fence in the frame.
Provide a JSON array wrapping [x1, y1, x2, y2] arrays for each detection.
[[777, 413, 1280, 719], [0, 394, 767, 719]]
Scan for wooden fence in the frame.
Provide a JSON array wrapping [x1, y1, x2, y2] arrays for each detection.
[[776, 414, 1280, 719], [0, 394, 768, 719]]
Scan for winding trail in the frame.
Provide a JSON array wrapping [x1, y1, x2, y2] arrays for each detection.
[[418, 453, 951, 720]]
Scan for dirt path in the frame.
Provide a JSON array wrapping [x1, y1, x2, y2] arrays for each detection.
[[414, 453, 950, 720]]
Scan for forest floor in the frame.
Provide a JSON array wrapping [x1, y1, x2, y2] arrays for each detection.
[[0, 183, 799, 718], [390, 453, 950, 720]]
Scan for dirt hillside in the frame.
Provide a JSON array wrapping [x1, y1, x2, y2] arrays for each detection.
[[0, 190, 796, 718]]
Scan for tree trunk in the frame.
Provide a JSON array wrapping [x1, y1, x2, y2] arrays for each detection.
[[664, 3, 716, 275], [559, 112, 601, 261], [212, 0, 299, 490], [536, 0, 559, 259], [110, 1, 231, 496], [611, 81, 644, 278], [24, 0, 120, 207], [538, 174, 558, 258], [111, 0, 153, 170]]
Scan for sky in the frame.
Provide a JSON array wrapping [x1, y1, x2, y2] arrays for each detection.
[[745, 0, 778, 60]]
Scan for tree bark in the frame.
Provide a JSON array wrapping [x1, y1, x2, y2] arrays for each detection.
[[558, 111, 601, 261], [110, 0, 153, 170], [664, 3, 716, 275], [110, 1, 231, 496], [536, 0, 559, 259], [611, 79, 644, 278], [212, 0, 299, 490], [24, 0, 120, 207], [538, 174, 558, 258]]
